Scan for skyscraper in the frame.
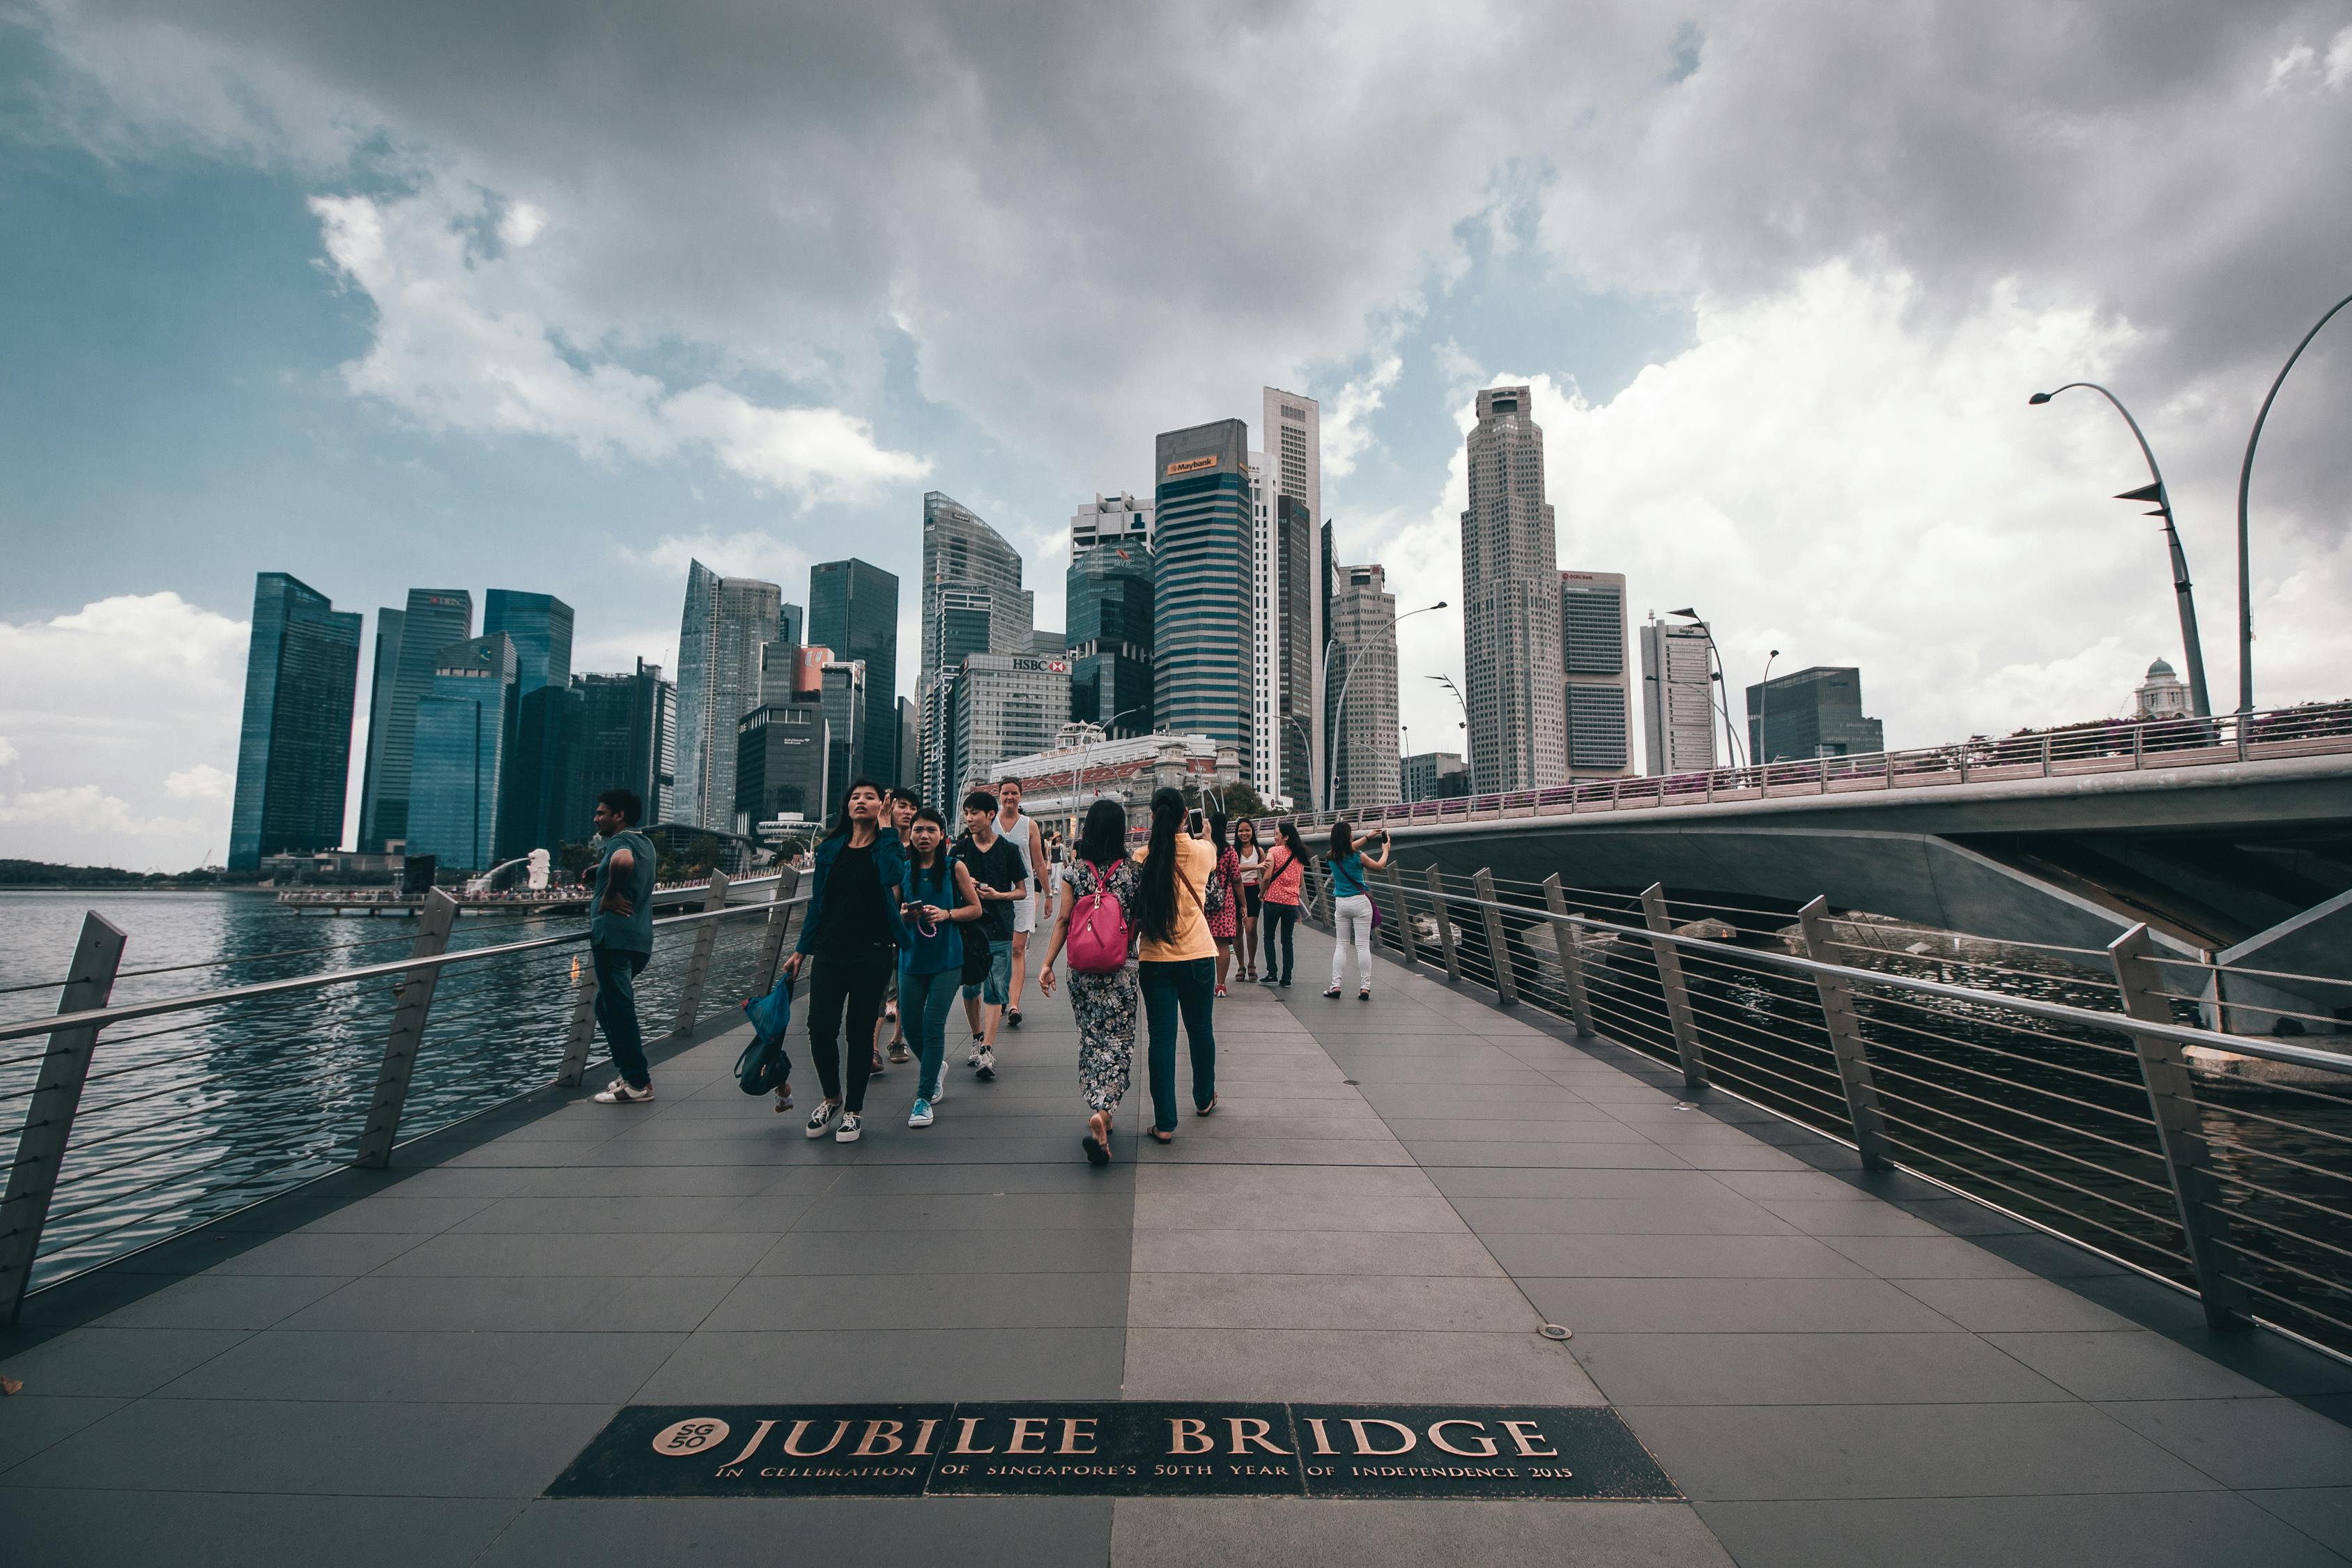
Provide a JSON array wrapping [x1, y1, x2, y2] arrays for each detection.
[[356, 606, 404, 850], [358, 588, 472, 850], [408, 633, 519, 870], [228, 571, 362, 869], [1640, 616, 1719, 776], [1328, 562, 1400, 810], [484, 591, 576, 857], [1153, 418, 1254, 774], [946, 653, 1070, 799], [817, 660, 866, 808], [1261, 387, 1323, 802], [1460, 386, 1565, 792], [1560, 570, 1634, 777], [672, 561, 782, 831], [735, 698, 830, 834], [1067, 493, 1154, 739], [808, 558, 900, 785], [568, 660, 675, 836], [918, 491, 1033, 796], [1747, 667, 1885, 762]]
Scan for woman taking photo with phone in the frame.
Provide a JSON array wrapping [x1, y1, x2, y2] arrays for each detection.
[[1257, 820, 1308, 987], [897, 806, 982, 1128], [1131, 787, 1219, 1142], [1323, 820, 1392, 1001], [1038, 799, 1140, 1165]]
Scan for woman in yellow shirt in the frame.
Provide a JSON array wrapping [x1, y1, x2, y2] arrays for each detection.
[[1131, 786, 1219, 1141]]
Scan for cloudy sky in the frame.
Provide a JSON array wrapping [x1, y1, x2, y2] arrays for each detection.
[[2, 1, 2348, 870]]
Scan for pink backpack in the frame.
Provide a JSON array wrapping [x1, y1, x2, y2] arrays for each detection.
[[1066, 861, 1132, 974]]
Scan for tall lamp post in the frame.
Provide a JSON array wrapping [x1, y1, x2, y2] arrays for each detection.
[[2234, 289, 2352, 715], [1327, 601, 1445, 815], [1667, 609, 1746, 768], [1756, 649, 1780, 767], [2029, 383, 2212, 717]]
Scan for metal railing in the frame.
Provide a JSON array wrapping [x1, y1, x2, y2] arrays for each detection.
[[0, 870, 804, 1322], [1282, 700, 2352, 834], [1319, 864, 2352, 1361]]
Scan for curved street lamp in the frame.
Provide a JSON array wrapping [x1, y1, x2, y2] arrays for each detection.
[[2029, 382, 2211, 717], [1069, 705, 1151, 833], [1756, 648, 1781, 766], [2234, 289, 2352, 714], [1328, 600, 1446, 813], [1667, 609, 1746, 769]]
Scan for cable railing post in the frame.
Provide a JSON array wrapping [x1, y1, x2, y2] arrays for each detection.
[[1384, 866, 1422, 971], [356, 889, 457, 1169], [0, 912, 128, 1326], [554, 953, 599, 1089], [2109, 923, 2252, 1331], [756, 866, 802, 992], [1540, 875, 1594, 1038], [1426, 865, 1461, 982], [1795, 896, 1893, 1169], [1640, 883, 1707, 1094], [672, 870, 730, 1036], [1473, 868, 1518, 1005]]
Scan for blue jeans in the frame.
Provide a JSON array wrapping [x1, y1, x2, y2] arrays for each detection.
[[901, 965, 960, 1101], [592, 943, 652, 1089], [1139, 957, 1217, 1132]]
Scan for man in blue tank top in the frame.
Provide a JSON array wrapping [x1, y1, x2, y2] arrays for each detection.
[[587, 788, 660, 1105]]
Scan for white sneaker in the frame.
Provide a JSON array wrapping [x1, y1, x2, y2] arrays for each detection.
[[592, 1077, 654, 1105], [928, 1077, 946, 1105], [975, 1048, 997, 1082], [966, 1039, 985, 1067], [804, 1101, 839, 1139], [908, 1098, 935, 1128], [835, 1112, 863, 1144]]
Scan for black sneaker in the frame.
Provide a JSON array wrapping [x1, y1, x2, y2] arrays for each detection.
[[1006, 1008, 1023, 1030]]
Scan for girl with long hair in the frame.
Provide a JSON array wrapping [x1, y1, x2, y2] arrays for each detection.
[[897, 806, 983, 1127], [1322, 820, 1392, 1001], [1233, 818, 1263, 983], [1256, 820, 1309, 987], [1204, 810, 1241, 996], [783, 779, 907, 1143], [1038, 798, 1141, 1165], [1131, 787, 1219, 1142]]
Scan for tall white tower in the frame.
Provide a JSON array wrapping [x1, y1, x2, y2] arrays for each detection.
[[1460, 386, 1565, 792]]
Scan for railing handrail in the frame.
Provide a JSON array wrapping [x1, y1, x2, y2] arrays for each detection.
[[1390, 889, 2351, 1077], [0, 895, 802, 1047]]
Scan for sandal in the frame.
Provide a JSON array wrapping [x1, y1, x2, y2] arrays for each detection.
[[1323, 986, 1342, 999], [1082, 1111, 1113, 1166], [1150, 1128, 1175, 1144], [1195, 1095, 1218, 1117]]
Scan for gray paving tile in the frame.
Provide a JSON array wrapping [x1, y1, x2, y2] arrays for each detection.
[[790, 1192, 1131, 1231], [635, 1327, 1125, 1402], [1983, 1331, 2276, 1401], [449, 1194, 801, 1233], [1570, 1330, 2068, 1405], [1889, 1276, 2139, 1332], [3, 1397, 610, 1496], [1449, 1194, 1797, 1236], [1698, 1491, 2346, 1568], [1815, 1233, 2031, 1279], [0, 1326, 249, 1398], [1109, 1496, 1733, 1567], [89, 1273, 348, 1330], [290, 1196, 498, 1233], [1121, 1327, 1607, 1404], [1703, 1169, 1882, 1201], [1406, 1141, 1700, 1169], [1626, 1401, 2218, 1500], [1427, 1167, 1734, 1199], [1486, 1232, 1873, 1279], [1753, 1199, 1944, 1235], [704, 1270, 1128, 1331], [2100, 1397, 2352, 1489], [1130, 1272, 1535, 1331], [369, 1231, 697, 1277], [482, 1496, 1111, 1568], [749, 1226, 1130, 1275], [156, 1328, 684, 1403], [1525, 1277, 1961, 1334], [2249, 1488, 2352, 1559], [1134, 1192, 1468, 1232], [1129, 1229, 1506, 1277], [206, 1229, 435, 1275], [0, 1488, 519, 1567], [0, 1394, 125, 1474]]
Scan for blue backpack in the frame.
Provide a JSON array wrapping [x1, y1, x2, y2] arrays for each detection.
[[735, 974, 795, 1095]]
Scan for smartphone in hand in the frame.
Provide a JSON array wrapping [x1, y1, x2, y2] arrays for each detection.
[[1187, 809, 1205, 836]]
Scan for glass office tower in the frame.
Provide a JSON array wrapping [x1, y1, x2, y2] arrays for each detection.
[[1152, 419, 1254, 773], [358, 588, 474, 851], [228, 571, 362, 868], [484, 590, 576, 856], [808, 558, 900, 785], [408, 633, 520, 870]]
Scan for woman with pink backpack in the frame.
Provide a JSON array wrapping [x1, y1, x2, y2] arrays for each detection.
[[1038, 798, 1141, 1165]]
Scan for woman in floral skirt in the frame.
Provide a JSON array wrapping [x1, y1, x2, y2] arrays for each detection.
[[1206, 811, 1242, 996], [1038, 798, 1141, 1165]]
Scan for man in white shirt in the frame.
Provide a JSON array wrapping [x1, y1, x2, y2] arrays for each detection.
[[995, 776, 1047, 1029]]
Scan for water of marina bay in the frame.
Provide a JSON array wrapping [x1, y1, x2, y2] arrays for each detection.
[[0, 889, 778, 1289]]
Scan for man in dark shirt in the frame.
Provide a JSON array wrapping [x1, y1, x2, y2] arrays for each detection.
[[953, 790, 1024, 1079]]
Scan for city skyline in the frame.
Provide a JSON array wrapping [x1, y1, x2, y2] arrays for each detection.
[[7, 6, 2350, 868]]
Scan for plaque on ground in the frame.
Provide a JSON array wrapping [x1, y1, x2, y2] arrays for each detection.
[[547, 1401, 1677, 1500]]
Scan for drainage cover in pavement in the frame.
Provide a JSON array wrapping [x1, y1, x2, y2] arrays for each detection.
[[548, 1401, 1677, 1500]]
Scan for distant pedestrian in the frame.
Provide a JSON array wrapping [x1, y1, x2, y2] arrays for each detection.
[[996, 778, 1047, 1031], [1234, 819, 1263, 982], [1258, 820, 1308, 987], [880, 787, 923, 1069], [1132, 787, 1218, 1142], [1039, 799, 1140, 1165], [588, 788, 661, 1105], [897, 806, 981, 1128], [784, 780, 907, 1144], [954, 791, 1026, 1080], [1206, 811, 1241, 996], [1323, 821, 1392, 1001]]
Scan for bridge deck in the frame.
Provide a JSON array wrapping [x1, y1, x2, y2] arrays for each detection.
[[3, 928, 2349, 1565]]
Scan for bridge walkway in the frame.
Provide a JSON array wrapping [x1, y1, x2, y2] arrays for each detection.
[[1, 928, 2348, 1565]]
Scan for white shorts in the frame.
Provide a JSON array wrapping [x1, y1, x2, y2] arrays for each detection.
[[1012, 895, 1037, 935]]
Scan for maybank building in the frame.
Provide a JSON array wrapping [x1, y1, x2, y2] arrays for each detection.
[[1152, 419, 1254, 778]]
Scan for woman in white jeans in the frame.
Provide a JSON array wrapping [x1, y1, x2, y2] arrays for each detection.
[[1321, 821, 1392, 1000]]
